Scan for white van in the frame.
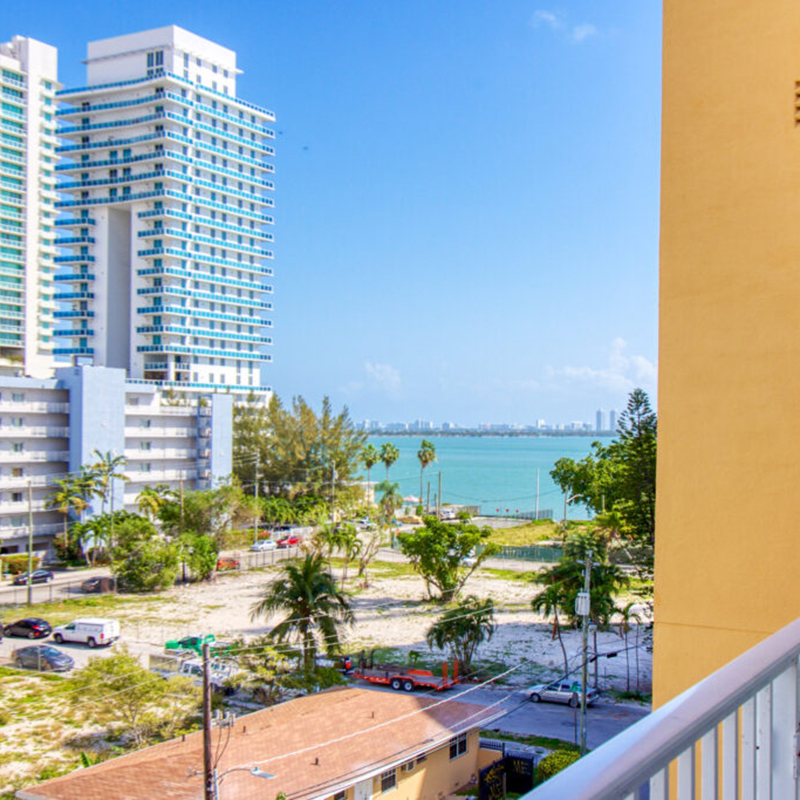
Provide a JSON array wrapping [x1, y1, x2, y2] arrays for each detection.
[[52, 618, 120, 648]]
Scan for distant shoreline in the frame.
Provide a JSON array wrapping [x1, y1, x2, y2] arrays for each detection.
[[366, 431, 615, 439]]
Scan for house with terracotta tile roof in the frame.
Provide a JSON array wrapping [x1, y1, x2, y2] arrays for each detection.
[[18, 687, 504, 800]]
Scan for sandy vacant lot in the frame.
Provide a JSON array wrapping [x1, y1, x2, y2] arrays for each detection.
[[110, 558, 652, 694]]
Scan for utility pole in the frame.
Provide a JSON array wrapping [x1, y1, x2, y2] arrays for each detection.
[[203, 642, 213, 800], [26, 478, 33, 606], [577, 549, 594, 756], [426, 481, 431, 515], [437, 471, 442, 519], [535, 469, 540, 520], [179, 470, 185, 530], [253, 453, 260, 544]]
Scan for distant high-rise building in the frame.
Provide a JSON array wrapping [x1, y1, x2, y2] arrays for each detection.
[[55, 26, 274, 396], [0, 36, 59, 378], [596, 408, 605, 432], [609, 409, 617, 432]]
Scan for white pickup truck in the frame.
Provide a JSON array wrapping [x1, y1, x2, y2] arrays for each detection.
[[52, 618, 120, 648], [149, 653, 239, 692]]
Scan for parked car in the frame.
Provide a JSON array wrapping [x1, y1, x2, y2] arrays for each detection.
[[13, 645, 74, 672], [3, 618, 51, 639], [80, 576, 116, 594], [11, 569, 54, 586], [52, 618, 120, 648], [250, 539, 277, 553], [216, 557, 240, 571], [276, 535, 301, 549], [528, 680, 599, 707]]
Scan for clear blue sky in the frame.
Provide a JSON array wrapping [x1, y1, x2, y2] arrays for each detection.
[[6, 1, 661, 426]]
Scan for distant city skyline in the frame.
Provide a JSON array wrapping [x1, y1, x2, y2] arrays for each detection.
[[358, 406, 620, 434]]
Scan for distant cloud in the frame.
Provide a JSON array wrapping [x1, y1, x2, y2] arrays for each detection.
[[571, 23, 598, 43], [365, 361, 401, 394], [548, 338, 657, 394], [531, 9, 600, 44], [530, 9, 563, 30]]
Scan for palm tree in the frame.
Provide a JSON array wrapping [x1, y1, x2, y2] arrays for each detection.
[[136, 484, 172, 520], [250, 553, 354, 672], [531, 575, 570, 678], [336, 523, 361, 588], [375, 480, 403, 525], [425, 596, 495, 674], [417, 439, 436, 511], [46, 476, 89, 552], [91, 450, 128, 516], [379, 442, 400, 481], [362, 444, 380, 505]]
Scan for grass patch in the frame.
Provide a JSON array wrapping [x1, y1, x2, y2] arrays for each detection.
[[479, 729, 580, 753], [0, 593, 167, 627], [478, 567, 538, 583], [607, 689, 652, 704]]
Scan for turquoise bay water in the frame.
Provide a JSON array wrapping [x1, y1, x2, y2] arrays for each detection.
[[366, 436, 614, 519]]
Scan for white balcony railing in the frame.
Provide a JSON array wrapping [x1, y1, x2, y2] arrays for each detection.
[[0, 402, 68, 414], [0, 426, 70, 437], [1, 451, 69, 462], [125, 427, 197, 438], [526, 616, 800, 799], [125, 469, 198, 483]]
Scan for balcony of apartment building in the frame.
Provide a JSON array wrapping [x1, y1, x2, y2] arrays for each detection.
[[525, 616, 800, 799], [0, 399, 68, 414], [125, 467, 200, 484], [124, 446, 198, 460], [0, 425, 69, 438]]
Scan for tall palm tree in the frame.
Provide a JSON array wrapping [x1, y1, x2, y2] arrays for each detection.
[[425, 596, 495, 674], [375, 480, 403, 525], [250, 553, 354, 672], [379, 442, 400, 481], [417, 439, 436, 512], [91, 450, 128, 516], [136, 484, 172, 521], [362, 444, 380, 505], [531, 576, 569, 678], [46, 476, 89, 552]]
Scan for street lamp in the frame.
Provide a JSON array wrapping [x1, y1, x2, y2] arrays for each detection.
[[562, 492, 584, 537], [213, 765, 275, 798]]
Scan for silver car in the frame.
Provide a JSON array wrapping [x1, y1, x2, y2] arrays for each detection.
[[528, 680, 599, 708], [250, 539, 277, 552]]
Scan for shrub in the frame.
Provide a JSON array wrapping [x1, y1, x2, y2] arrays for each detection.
[[1, 554, 40, 575], [537, 750, 580, 781]]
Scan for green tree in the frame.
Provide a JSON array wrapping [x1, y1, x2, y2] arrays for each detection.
[[550, 388, 657, 574], [233, 394, 366, 501], [110, 516, 180, 592], [250, 553, 354, 672], [91, 450, 128, 516], [336, 523, 361, 587], [68, 647, 199, 746], [530, 574, 570, 677], [397, 516, 499, 602], [425, 596, 495, 673], [362, 443, 380, 504], [46, 476, 89, 553], [375, 480, 403, 525], [417, 439, 436, 511], [379, 442, 400, 481], [534, 529, 629, 628], [225, 635, 291, 705], [180, 531, 218, 581], [158, 482, 249, 544], [136, 484, 172, 520]]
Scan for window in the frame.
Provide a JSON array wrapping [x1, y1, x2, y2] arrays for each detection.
[[11, 417, 23, 427], [11, 392, 23, 402], [380, 769, 396, 793], [449, 733, 468, 760], [140, 463, 152, 473], [11, 468, 23, 478], [140, 419, 151, 428], [11, 442, 24, 453], [11, 492, 23, 503], [139, 441, 152, 451]]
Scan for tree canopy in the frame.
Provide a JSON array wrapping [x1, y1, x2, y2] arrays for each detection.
[[550, 388, 656, 572], [234, 394, 366, 502], [426, 596, 495, 673], [397, 516, 499, 601]]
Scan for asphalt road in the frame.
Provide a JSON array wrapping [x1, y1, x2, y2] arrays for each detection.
[[364, 682, 649, 750]]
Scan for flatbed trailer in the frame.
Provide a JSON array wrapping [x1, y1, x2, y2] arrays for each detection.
[[353, 657, 459, 692]]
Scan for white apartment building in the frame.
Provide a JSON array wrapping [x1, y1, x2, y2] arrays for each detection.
[[0, 36, 59, 379], [55, 26, 274, 396], [0, 365, 232, 557]]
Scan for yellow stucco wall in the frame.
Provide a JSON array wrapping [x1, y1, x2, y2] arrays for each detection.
[[656, 0, 800, 707], [326, 730, 482, 800]]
